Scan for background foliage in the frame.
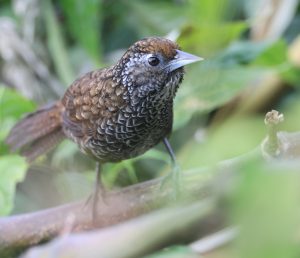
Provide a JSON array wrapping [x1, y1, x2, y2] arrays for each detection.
[[1, 0, 300, 257]]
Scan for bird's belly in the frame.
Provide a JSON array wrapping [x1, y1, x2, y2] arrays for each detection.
[[85, 117, 171, 163]]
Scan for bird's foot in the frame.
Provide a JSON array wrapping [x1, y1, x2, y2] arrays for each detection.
[[160, 163, 182, 201], [84, 186, 108, 224]]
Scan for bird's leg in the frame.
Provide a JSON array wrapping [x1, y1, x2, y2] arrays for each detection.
[[93, 162, 103, 221], [161, 137, 181, 199], [84, 162, 107, 223]]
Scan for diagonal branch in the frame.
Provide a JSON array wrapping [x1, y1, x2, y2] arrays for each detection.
[[0, 168, 214, 257], [21, 200, 221, 258]]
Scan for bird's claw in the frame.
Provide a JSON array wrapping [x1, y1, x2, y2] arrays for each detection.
[[160, 163, 182, 201], [83, 187, 108, 224]]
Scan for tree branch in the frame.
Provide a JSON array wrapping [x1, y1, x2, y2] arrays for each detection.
[[0, 168, 213, 257], [21, 200, 222, 258]]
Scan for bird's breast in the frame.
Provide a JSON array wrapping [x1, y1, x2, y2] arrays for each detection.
[[87, 99, 173, 162]]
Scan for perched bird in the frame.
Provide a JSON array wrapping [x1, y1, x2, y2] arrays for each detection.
[[6, 37, 202, 218]]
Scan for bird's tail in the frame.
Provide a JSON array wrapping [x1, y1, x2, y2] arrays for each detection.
[[5, 102, 65, 162]]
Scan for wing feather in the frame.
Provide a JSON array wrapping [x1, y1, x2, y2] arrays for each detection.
[[61, 68, 126, 142]]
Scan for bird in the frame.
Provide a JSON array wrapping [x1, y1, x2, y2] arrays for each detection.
[[6, 37, 203, 219]]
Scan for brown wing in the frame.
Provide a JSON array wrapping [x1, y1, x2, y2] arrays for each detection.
[[61, 68, 127, 142]]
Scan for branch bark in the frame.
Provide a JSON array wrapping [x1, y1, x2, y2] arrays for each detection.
[[21, 200, 221, 258], [0, 167, 214, 257]]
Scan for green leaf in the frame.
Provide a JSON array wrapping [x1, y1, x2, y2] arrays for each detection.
[[178, 116, 265, 169], [282, 66, 300, 85], [179, 0, 247, 54], [51, 140, 78, 167], [0, 86, 36, 154], [187, 0, 241, 24], [43, 0, 75, 86], [179, 22, 247, 55], [0, 2, 14, 17], [232, 161, 300, 258], [251, 40, 300, 85], [218, 40, 273, 65], [174, 62, 266, 129], [133, 149, 170, 163], [0, 155, 28, 216], [126, 0, 185, 36], [253, 40, 288, 67], [0, 86, 36, 119], [60, 0, 102, 62]]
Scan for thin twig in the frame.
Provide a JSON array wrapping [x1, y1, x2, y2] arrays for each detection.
[[261, 109, 284, 158], [190, 227, 238, 254]]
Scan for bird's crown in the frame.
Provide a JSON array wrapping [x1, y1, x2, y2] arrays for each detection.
[[130, 37, 179, 60]]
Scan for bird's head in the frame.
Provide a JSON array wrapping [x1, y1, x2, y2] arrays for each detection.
[[116, 37, 203, 101]]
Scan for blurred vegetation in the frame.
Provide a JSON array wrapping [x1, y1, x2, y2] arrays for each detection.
[[1, 0, 300, 257]]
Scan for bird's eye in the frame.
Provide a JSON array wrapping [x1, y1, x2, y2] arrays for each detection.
[[148, 56, 160, 66]]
